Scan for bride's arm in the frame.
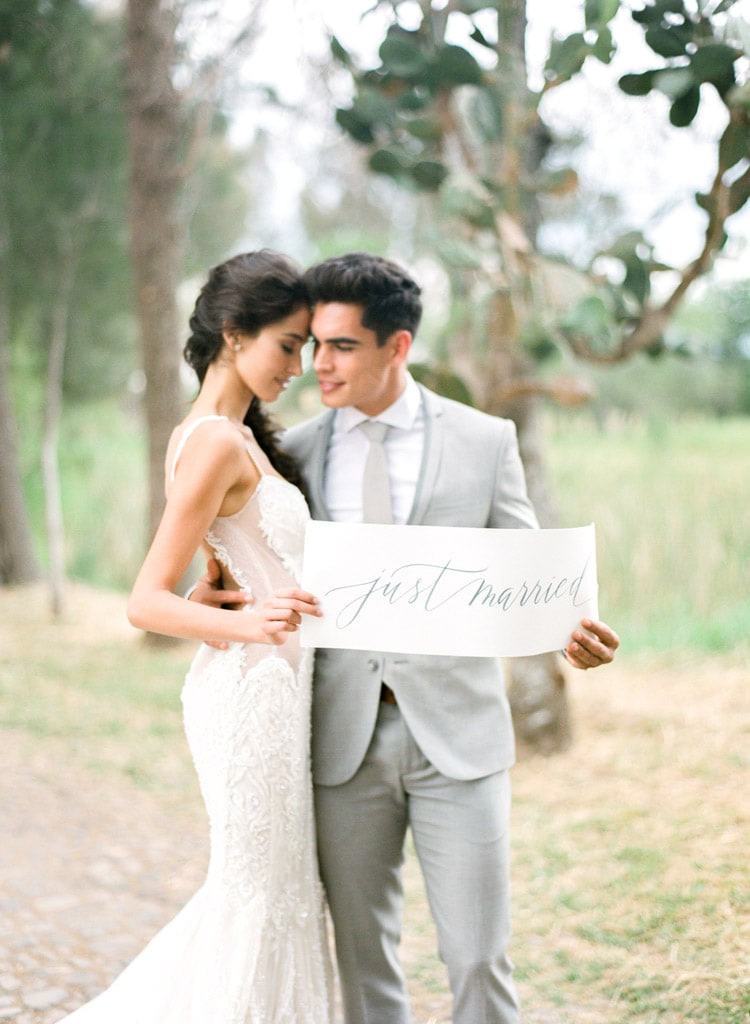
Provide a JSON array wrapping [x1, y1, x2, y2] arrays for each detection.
[[127, 426, 319, 645]]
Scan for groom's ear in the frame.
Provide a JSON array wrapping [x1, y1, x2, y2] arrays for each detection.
[[390, 329, 412, 365]]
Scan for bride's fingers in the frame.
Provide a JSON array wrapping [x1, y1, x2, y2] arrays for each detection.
[[266, 594, 322, 618], [262, 607, 306, 633], [255, 592, 323, 643], [272, 589, 321, 609], [266, 603, 300, 620]]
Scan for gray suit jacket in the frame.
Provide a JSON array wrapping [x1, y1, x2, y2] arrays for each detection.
[[284, 384, 539, 786]]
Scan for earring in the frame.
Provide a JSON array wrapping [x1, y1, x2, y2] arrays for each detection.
[[233, 343, 241, 352]]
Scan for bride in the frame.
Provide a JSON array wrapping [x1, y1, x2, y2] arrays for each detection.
[[57, 251, 333, 1023]]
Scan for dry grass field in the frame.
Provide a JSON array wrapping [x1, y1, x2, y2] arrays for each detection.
[[402, 650, 749, 1023], [1, 583, 748, 1023]]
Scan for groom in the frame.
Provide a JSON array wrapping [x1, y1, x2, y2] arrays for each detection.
[[201, 252, 619, 1024]]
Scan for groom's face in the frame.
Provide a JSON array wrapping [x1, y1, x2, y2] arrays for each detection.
[[311, 302, 409, 417]]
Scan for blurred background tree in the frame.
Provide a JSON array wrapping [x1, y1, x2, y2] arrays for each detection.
[[0, 0, 129, 594], [0, 0, 251, 609]]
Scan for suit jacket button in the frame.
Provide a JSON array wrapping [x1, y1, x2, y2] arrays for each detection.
[[367, 659, 379, 672]]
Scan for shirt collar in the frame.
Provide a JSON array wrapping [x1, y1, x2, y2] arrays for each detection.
[[336, 373, 421, 434]]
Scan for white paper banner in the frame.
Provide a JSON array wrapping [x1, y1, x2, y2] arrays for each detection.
[[300, 522, 599, 658]]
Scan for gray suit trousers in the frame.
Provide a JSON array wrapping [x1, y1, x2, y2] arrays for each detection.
[[314, 704, 521, 1024]]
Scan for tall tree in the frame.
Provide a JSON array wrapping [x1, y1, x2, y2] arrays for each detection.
[[126, 0, 184, 547], [0, 0, 130, 591], [329, 0, 749, 751], [125, 0, 264, 551], [0, 133, 39, 584]]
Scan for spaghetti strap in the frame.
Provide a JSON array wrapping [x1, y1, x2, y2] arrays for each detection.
[[169, 415, 268, 484], [169, 415, 228, 483]]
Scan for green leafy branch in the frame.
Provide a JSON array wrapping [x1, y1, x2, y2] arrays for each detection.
[[331, 0, 749, 385]]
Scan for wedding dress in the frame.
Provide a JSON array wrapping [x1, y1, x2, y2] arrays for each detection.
[[58, 416, 333, 1024]]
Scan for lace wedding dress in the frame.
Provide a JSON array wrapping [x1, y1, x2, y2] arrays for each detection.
[[58, 417, 333, 1024]]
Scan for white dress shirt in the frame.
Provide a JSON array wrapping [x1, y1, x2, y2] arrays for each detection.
[[324, 374, 425, 525]]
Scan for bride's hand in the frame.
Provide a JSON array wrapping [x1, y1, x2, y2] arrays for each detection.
[[250, 589, 322, 645]]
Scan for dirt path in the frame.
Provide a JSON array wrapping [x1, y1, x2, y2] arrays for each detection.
[[0, 731, 207, 1022]]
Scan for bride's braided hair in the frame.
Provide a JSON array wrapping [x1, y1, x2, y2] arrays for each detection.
[[184, 251, 309, 492]]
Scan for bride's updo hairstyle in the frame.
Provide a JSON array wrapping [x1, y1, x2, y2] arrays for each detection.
[[185, 250, 308, 381], [184, 250, 310, 491]]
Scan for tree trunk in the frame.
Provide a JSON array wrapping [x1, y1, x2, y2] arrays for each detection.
[[0, 120, 41, 585], [40, 252, 75, 617], [125, 0, 183, 545], [489, 0, 572, 754], [0, 337, 40, 585], [480, 293, 573, 753]]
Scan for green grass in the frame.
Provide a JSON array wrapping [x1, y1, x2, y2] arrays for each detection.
[[22, 397, 148, 590], [545, 413, 750, 654]]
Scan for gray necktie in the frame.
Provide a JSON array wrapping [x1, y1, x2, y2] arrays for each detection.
[[358, 420, 393, 524]]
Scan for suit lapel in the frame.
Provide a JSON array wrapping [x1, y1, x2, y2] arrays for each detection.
[[308, 412, 336, 522], [408, 385, 444, 525]]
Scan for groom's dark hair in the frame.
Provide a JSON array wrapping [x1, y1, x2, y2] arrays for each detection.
[[304, 252, 422, 346]]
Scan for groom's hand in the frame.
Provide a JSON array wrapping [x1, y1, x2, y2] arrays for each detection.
[[190, 557, 250, 610], [188, 557, 252, 650], [563, 618, 620, 670]]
